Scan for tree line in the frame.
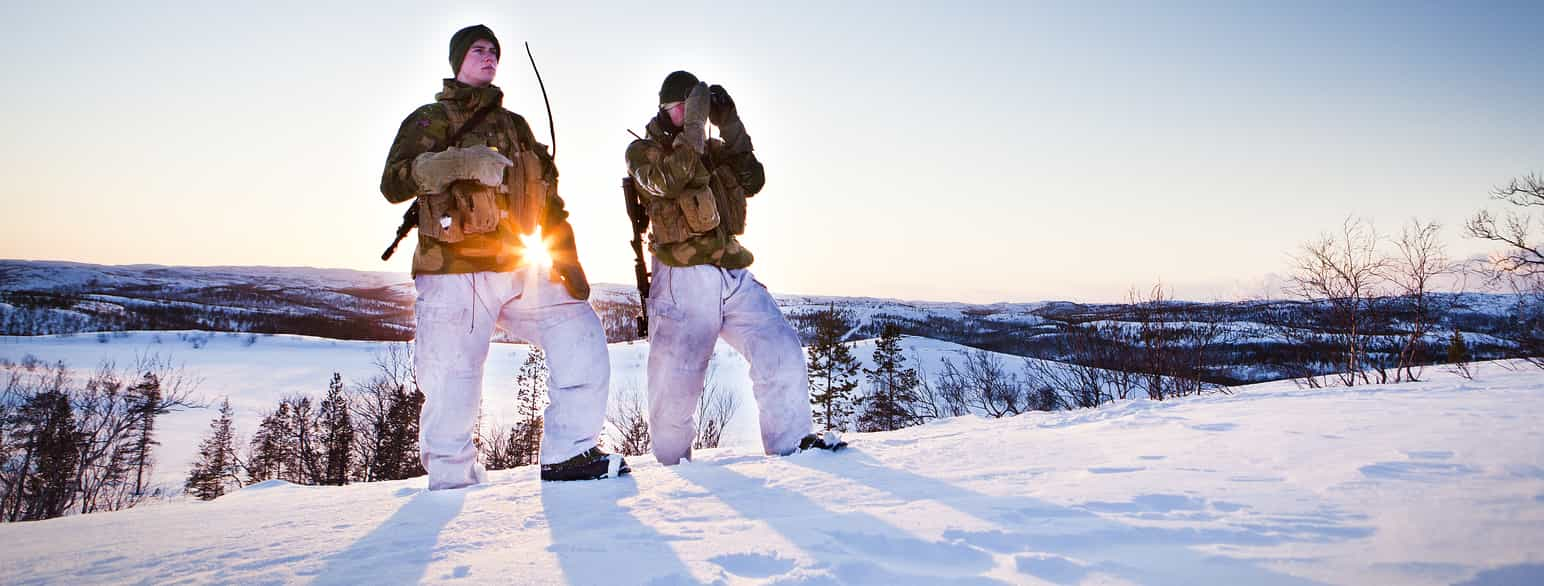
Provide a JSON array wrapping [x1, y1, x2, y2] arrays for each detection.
[[1, 354, 198, 522], [184, 344, 426, 500]]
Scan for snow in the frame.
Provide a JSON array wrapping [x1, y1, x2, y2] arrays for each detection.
[[2, 341, 1541, 584], [0, 332, 1041, 490]]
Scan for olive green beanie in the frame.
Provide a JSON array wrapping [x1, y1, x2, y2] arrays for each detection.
[[659, 70, 699, 105], [449, 25, 501, 75]]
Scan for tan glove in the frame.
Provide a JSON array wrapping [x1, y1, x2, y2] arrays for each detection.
[[411, 145, 512, 194], [674, 82, 711, 154]]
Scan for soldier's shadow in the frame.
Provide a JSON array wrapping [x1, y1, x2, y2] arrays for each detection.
[[539, 474, 696, 585], [312, 488, 467, 585], [675, 460, 1006, 584], [780, 450, 1362, 586]]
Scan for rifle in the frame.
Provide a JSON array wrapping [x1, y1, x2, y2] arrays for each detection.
[[378, 97, 504, 261], [381, 204, 418, 261], [622, 177, 651, 337]]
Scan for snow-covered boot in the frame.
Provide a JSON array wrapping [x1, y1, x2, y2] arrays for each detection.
[[798, 431, 848, 452], [540, 446, 631, 481]]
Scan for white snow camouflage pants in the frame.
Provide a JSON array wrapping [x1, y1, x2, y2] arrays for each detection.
[[647, 262, 812, 465], [413, 268, 610, 489]]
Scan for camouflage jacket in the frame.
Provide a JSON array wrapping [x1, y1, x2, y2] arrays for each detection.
[[381, 79, 578, 276], [624, 114, 765, 268]]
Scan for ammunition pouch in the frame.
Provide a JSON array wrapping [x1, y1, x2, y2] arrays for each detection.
[[418, 144, 552, 244], [679, 184, 720, 233], [646, 195, 691, 245], [711, 164, 747, 235], [417, 182, 500, 243], [647, 182, 718, 245], [503, 147, 549, 234]]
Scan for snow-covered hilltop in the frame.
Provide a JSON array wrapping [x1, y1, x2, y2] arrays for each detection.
[[0, 260, 1525, 386], [1, 363, 1539, 585]]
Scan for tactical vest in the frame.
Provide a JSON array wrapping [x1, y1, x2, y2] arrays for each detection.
[[646, 140, 748, 246], [417, 107, 549, 246]]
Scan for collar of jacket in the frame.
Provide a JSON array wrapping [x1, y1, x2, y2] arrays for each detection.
[[645, 114, 679, 144], [436, 78, 504, 113]]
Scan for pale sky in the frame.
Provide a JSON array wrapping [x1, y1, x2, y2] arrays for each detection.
[[2, 1, 1540, 303]]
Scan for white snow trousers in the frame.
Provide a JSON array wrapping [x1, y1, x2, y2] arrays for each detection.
[[647, 262, 811, 465], [413, 268, 610, 489]]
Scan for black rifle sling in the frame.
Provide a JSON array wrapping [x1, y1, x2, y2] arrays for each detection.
[[381, 102, 503, 261]]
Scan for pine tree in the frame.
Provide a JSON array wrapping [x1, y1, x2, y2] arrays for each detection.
[[247, 403, 294, 483], [186, 398, 240, 500], [318, 373, 354, 485], [806, 307, 860, 432], [123, 372, 162, 497], [18, 391, 84, 520], [510, 348, 548, 467], [282, 396, 323, 484], [1448, 327, 1475, 379], [859, 323, 921, 432], [370, 386, 425, 481], [1447, 327, 1471, 364]]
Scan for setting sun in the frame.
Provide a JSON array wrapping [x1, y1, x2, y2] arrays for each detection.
[[519, 228, 552, 268]]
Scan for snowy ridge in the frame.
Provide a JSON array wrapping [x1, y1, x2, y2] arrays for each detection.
[[1, 363, 1540, 585], [1, 261, 1524, 387]]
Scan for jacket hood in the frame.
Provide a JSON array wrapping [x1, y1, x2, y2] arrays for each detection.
[[436, 79, 504, 113]]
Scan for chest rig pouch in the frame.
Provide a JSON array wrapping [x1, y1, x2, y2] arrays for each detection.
[[646, 143, 721, 245], [417, 106, 549, 244], [502, 143, 548, 235], [710, 164, 746, 235]]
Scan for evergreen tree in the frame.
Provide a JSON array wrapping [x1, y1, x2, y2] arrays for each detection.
[[247, 403, 294, 483], [370, 386, 425, 481], [1448, 326, 1475, 379], [186, 398, 240, 500], [18, 391, 84, 520], [123, 372, 162, 497], [1447, 327, 1471, 364], [510, 348, 548, 467], [806, 307, 860, 432], [282, 396, 322, 484], [858, 323, 921, 432], [318, 373, 354, 485]]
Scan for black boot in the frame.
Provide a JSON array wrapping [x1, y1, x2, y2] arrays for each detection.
[[798, 431, 848, 452], [540, 446, 631, 481]]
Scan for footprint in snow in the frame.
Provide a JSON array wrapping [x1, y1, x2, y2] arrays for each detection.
[[1189, 423, 1237, 432], [1016, 553, 1091, 584], [823, 530, 994, 572], [1359, 461, 1478, 481], [707, 552, 796, 578], [1087, 466, 1145, 474]]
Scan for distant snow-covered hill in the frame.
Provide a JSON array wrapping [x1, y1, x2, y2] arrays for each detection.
[[0, 259, 1527, 385]]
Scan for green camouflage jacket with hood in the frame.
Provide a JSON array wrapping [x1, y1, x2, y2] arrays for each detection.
[[381, 79, 579, 276], [625, 110, 765, 269]]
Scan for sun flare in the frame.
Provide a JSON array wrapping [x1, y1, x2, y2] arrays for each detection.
[[519, 228, 552, 269]]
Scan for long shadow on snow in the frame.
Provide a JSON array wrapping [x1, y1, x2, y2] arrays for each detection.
[[676, 461, 1009, 585], [783, 450, 1362, 586], [312, 489, 467, 584], [540, 475, 697, 585]]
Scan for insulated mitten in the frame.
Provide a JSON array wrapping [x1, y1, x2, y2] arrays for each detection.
[[552, 261, 591, 301], [708, 84, 737, 126], [675, 82, 711, 154], [411, 145, 512, 194]]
